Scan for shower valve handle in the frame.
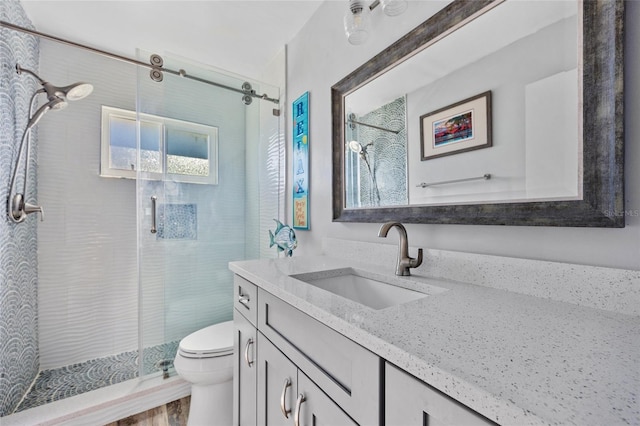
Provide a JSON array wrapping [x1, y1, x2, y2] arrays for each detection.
[[24, 202, 44, 221], [10, 194, 43, 222]]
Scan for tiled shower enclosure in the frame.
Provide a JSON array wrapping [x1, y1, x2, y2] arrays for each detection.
[[0, 1, 284, 417]]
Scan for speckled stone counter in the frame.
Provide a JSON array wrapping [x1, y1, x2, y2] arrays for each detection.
[[229, 254, 640, 426]]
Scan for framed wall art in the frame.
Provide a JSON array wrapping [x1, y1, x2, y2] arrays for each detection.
[[292, 91, 310, 230], [420, 91, 492, 161]]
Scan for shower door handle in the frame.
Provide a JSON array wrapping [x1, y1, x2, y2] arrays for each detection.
[[150, 196, 157, 234]]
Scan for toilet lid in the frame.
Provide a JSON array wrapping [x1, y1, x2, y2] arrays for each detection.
[[178, 320, 234, 357]]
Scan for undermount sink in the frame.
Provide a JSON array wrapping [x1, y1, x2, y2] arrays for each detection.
[[290, 268, 447, 310]]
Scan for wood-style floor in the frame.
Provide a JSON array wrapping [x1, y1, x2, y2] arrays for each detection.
[[105, 396, 190, 426]]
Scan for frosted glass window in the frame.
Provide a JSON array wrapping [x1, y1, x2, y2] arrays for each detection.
[[108, 116, 162, 173], [100, 106, 218, 184], [166, 128, 210, 177]]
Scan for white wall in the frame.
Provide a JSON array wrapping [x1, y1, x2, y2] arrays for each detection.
[[286, 0, 640, 270]]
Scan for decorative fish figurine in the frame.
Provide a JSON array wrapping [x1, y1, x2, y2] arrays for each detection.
[[269, 219, 297, 257]]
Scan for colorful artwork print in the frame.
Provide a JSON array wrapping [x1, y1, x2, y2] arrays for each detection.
[[292, 92, 310, 229], [433, 110, 474, 147], [420, 91, 492, 161]]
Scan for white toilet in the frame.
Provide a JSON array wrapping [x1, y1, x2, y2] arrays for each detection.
[[173, 320, 234, 426]]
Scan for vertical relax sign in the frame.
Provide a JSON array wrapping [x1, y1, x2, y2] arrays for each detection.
[[292, 92, 310, 229]]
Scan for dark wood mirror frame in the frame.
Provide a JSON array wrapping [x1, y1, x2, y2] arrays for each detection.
[[331, 0, 624, 227]]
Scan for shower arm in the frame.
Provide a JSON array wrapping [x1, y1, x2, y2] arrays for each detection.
[[15, 66, 45, 84]]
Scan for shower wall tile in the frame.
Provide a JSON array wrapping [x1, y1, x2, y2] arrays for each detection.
[[0, 1, 40, 417], [157, 204, 197, 240], [36, 41, 139, 369], [357, 97, 407, 207]]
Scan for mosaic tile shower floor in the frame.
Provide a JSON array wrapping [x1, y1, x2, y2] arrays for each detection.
[[15, 341, 179, 413]]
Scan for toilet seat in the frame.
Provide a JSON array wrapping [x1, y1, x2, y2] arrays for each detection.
[[178, 320, 234, 359]]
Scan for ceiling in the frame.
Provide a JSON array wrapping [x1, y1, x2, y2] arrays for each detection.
[[20, 0, 324, 80]]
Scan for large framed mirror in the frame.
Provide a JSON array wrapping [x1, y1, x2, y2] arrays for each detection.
[[332, 0, 624, 227]]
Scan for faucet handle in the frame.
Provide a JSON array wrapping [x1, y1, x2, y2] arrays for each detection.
[[409, 248, 423, 269]]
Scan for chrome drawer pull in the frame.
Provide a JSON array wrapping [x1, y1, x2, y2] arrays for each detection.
[[238, 293, 250, 308], [280, 378, 292, 418], [294, 393, 306, 426], [244, 338, 254, 367]]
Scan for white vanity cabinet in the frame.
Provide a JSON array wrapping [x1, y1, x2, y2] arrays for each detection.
[[235, 276, 258, 325], [233, 309, 257, 426], [257, 333, 357, 425], [232, 275, 379, 426], [385, 363, 496, 426], [233, 276, 259, 426], [232, 274, 493, 426], [256, 332, 297, 425], [257, 289, 380, 426], [296, 371, 358, 426]]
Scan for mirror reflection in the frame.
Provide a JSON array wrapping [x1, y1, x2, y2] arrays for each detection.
[[345, 96, 406, 207], [343, 0, 580, 209]]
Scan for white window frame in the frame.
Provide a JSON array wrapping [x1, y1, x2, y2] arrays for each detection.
[[100, 106, 218, 185]]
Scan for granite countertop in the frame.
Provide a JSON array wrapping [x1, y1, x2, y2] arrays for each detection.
[[229, 256, 640, 426]]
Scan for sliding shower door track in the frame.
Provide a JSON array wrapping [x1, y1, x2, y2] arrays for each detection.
[[0, 20, 280, 104]]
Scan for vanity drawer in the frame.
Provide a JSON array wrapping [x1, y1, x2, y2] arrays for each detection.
[[258, 289, 380, 426], [234, 275, 258, 326], [386, 363, 496, 426]]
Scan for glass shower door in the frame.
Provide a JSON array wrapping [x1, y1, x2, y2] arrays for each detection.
[[134, 51, 282, 377]]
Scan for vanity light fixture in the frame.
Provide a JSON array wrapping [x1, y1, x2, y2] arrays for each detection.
[[344, 0, 408, 45]]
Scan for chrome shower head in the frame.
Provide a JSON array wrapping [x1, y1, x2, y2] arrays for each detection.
[[348, 140, 363, 154], [348, 140, 374, 155], [43, 81, 93, 101], [24, 97, 67, 132], [16, 64, 93, 103]]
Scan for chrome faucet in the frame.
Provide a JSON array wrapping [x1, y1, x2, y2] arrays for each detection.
[[378, 222, 423, 276]]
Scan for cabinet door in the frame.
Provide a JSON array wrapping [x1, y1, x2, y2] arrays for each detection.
[[258, 289, 379, 425], [257, 333, 297, 426], [385, 363, 496, 426], [234, 309, 258, 426], [296, 372, 358, 426]]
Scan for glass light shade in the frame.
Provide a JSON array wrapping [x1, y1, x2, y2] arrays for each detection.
[[344, 0, 371, 45], [380, 0, 408, 17]]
